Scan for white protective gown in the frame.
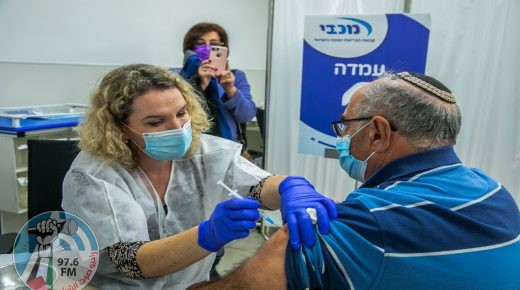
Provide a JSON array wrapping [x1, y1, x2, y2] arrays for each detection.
[[62, 134, 269, 290]]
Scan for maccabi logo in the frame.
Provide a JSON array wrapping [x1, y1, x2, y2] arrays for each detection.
[[319, 17, 372, 36]]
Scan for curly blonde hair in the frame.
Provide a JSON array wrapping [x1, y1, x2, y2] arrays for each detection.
[[79, 64, 211, 168]]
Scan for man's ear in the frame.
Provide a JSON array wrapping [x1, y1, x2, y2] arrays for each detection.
[[369, 116, 393, 152]]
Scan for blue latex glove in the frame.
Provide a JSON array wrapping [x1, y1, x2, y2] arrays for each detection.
[[279, 176, 338, 250], [198, 197, 260, 252]]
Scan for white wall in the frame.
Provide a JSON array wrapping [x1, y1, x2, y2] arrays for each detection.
[[0, 62, 113, 106], [0, 63, 266, 109], [0, 0, 269, 107]]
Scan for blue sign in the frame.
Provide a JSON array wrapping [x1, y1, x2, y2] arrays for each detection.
[[298, 14, 430, 155]]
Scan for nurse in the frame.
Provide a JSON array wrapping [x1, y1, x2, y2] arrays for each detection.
[[62, 64, 336, 289]]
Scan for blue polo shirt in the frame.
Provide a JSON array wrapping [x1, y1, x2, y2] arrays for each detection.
[[286, 146, 520, 289]]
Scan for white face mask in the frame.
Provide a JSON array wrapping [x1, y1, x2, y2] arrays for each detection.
[[335, 121, 375, 182]]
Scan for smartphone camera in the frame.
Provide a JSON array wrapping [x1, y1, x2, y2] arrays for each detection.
[[212, 47, 223, 58]]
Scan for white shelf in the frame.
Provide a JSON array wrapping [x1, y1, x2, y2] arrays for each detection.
[[0, 128, 78, 215]]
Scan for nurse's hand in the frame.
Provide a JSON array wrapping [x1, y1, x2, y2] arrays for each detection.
[[279, 176, 338, 250], [198, 198, 260, 252]]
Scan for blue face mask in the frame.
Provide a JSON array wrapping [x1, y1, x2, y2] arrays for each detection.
[[125, 121, 192, 160], [335, 121, 375, 182]]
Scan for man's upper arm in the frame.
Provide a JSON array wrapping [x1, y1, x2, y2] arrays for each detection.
[[240, 227, 288, 288], [189, 227, 288, 290], [285, 201, 384, 289]]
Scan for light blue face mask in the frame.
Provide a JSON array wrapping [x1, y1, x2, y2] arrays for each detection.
[[335, 121, 375, 182], [125, 121, 192, 160]]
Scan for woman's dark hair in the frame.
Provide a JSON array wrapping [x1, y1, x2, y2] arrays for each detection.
[[182, 22, 229, 53]]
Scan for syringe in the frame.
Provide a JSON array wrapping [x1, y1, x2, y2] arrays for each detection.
[[217, 180, 281, 227]]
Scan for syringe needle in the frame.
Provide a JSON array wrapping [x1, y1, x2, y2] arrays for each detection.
[[217, 179, 281, 227]]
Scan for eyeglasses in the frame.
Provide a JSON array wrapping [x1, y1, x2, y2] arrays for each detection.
[[331, 117, 372, 137], [195, 39, 225, 47]]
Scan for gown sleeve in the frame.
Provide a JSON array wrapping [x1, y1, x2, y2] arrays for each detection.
[[62, 161, 151, 250], [226, 142, 270, 197]]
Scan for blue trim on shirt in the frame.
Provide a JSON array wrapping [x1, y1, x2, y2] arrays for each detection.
[[361, 146, 461, 189]]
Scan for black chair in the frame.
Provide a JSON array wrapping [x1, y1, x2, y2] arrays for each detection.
[[240, 107, 266, 150], [248, 107, 266, 168], [256, 107, 265, 141], [0, 139, 79, 253], [27, 139, 80, 221], [0, 232, 17, 254]]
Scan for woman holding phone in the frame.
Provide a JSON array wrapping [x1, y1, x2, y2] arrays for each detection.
[[176, 22, 257, 146]]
